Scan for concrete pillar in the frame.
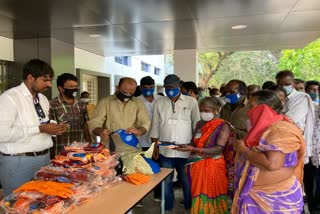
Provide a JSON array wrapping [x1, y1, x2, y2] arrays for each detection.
[[10, 38, 75, 99], [173, 49, 198, 84]]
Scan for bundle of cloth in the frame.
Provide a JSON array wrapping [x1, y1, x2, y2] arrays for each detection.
[[0, 142, 120, 214]]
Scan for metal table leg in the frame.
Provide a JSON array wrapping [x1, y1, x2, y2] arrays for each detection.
[[161, 180, 165, 214]]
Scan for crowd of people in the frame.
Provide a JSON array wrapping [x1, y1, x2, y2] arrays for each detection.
[[0, 58, 319, 214]]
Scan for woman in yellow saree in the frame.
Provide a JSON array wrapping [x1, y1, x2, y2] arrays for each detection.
[[176, 97, 235, 214]]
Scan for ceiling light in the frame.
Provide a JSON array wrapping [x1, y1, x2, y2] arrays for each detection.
[[89, 34, 101, 38], [231, 25, 247, 30]]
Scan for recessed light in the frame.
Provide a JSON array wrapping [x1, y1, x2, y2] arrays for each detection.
[[232, 25, 247, 30], [89, 34, 101, 38]]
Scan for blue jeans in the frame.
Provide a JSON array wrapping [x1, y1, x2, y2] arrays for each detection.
[[0, 152, 50, 196], [159, 154, 191, 211]]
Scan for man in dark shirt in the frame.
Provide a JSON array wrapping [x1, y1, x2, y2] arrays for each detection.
[[220, 79, 248, 139]]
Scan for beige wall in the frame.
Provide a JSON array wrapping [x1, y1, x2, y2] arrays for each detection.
[[74, 48, 106, 73], [174, 49, 198, 84], [0, 36, 13, 61]]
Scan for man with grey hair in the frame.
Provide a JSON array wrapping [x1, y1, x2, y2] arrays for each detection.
[[150, 74, 200, 213]]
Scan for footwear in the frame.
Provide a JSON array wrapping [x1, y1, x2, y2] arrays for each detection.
[[179, 200, 184, 207], [153, 198, 161, 202]]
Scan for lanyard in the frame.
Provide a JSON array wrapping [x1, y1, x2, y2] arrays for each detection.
[[34, 94, 47, 124]]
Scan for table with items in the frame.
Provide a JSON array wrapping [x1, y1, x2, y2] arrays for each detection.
[[0, 141, 172, 214]]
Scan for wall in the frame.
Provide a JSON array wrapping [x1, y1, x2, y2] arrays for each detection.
[[105, 55, 166, 93], [0, 36, 13, 61], [74, 48, 106, 73], [174, 49, 198, 84], [51, 39, 75, 98]]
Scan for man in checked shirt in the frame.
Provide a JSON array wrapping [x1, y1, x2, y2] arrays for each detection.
[[49, 73, 91, 157]]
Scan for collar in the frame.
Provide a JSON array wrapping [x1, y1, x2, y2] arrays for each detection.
[[287, 88, 298, 99], [225, 97, 247, 109], [165, 93, 184, 102], [21, 82, 33, 97], [140, 94, 157, 103], [58, 94, 79, 105]]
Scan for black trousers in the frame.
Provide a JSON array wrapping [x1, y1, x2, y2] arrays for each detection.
[[304, 161, 320, 211]]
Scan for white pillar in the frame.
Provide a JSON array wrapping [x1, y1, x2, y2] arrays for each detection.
[[173, 49, 198, 84]]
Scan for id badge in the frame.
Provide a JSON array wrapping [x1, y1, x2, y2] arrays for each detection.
[[168, 119, 177, 125]]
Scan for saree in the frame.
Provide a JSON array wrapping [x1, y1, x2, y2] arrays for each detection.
[[232, 121, 305, 214], [186, 119, 235, 214]]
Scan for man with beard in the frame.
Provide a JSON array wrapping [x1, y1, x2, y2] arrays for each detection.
[[50, 73, 91, 157], [0, 59, 68, 196]]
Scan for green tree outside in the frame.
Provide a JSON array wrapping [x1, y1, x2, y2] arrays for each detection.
[[198, 37, 320, 89]]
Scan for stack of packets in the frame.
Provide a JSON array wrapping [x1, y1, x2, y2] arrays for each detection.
[[0, 142, 120, 214]]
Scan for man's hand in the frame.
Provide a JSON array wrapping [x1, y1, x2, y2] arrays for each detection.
[[99, 129, 110, 142], [126, 127, 145, 136], [39, 122, 68, 135], [152, 141, 160, 160]]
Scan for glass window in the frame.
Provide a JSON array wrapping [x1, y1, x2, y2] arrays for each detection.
[[114, 56, 131, 66], [141, 62, 150, 72], [82, 74, 98, 104], [154, 67, 161, 75]]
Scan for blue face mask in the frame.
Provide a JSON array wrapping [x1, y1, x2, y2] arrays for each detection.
[[141, 88, 154, 97], [165, 88, 180, 98], [308, 92, 319, 102], [283, 85, 294, 95], [114, 129, 139, 148], [225, 93, 241, 104]]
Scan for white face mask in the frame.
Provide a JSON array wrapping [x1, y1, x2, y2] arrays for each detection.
[[200, 112, 215, 122], [283, 85, 294, 95], [80, 98, 89, 103]]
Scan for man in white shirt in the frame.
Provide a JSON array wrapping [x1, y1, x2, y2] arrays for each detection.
[[0, 59, 67, 196], [150, 74, 200, 213], [137, 76, 159, 205], [276, 70, 314, 164], [138, 76, 157, 151]]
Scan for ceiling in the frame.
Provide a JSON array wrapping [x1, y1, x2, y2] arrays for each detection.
[[0, 0, 320, 56]]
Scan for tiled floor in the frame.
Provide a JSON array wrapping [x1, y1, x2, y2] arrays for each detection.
[[133, 187, 185, 214]]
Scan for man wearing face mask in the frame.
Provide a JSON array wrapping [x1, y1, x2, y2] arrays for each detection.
[[220, 79, 248, 140], [88, 77, 150, 153], [276, 70, 314, 164], [138, 76, 158, 151], [302, 80, 320, 213], [50, 73, 92, 157], [80, 91, 96, 119], [150, 74, 200, 213], [181, 81, 199, 100]]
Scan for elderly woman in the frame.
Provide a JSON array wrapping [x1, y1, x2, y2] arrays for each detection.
[[176, 97, 235, 214], [232, 90, 305, 213]]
